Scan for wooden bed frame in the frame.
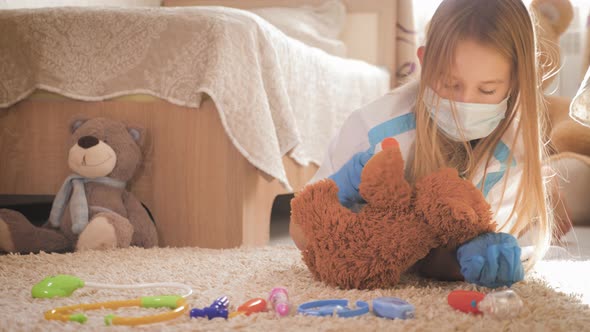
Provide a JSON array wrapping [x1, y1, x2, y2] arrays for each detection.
[[0, 0, 398, 248]]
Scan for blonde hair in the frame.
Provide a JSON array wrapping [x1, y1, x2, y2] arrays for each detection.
[[413, 0, 553, 269]]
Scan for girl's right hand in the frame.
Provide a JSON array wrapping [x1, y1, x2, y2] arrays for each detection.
[[456, 232, 524, 288], [328, 150, 373, 208]]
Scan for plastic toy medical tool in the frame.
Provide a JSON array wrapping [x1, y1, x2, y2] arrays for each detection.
[[298, 299, 370, 318], [32, 274, 192, 326], [269, 287, 290, 317], [228, 298, 268, 318], [372, 297, 415, 320], [447, 289, 523, 319], [190, 296, 229, 320]]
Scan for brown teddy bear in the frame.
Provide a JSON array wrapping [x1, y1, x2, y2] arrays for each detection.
[[0, 117, 158, 253], [531, 0, 590, 234], [290, 138, 496, 290]]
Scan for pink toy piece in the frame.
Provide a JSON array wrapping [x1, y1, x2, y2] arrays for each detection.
[[269, 287, 290, 317]]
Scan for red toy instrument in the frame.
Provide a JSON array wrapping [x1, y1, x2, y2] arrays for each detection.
[[447, 290, 486, 314], [447, 289, 524, 319]]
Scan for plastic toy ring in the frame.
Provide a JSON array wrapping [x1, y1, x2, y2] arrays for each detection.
[[298, 299, 369, 318], [44, 295, 189, 326]]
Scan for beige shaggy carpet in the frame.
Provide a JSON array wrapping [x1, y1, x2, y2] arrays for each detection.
[[0, 245, 589, 332]]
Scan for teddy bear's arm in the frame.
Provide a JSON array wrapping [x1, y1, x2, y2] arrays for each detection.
[[122, 192, 158, 248], [415, 167, 496, 246]]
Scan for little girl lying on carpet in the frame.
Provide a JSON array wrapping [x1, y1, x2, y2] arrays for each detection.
[[291, 0, 557, 288]]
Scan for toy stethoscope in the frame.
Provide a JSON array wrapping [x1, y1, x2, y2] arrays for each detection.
[[32, 274, 192, 326]]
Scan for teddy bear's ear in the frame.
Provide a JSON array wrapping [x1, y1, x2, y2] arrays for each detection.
[[532, 0, 574, 36], [70, 116, 90, 134], [530, 0, 574, 90], [127, 126, 146, 148]]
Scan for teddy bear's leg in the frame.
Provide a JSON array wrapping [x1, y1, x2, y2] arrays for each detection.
[[76, 212, 133, 251], [0, 209, 72, 253], [359, 139, 413, 210]]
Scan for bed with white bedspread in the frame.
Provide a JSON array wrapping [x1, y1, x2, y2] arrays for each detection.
[[0, 0, 417, 248]]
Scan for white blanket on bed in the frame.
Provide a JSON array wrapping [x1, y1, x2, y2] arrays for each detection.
[[0, 6, 390, 190]]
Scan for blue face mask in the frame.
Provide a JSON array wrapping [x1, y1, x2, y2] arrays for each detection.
[[423, 87, 509, 141]]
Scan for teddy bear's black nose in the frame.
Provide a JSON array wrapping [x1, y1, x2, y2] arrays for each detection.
[[78, 135, 99, 149]]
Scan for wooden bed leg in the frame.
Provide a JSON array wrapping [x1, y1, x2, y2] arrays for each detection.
[[147, 98, 290, 248], [241, 168, 285, 247]]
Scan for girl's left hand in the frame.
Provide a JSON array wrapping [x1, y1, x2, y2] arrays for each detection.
[[456, 232, 524, 288]]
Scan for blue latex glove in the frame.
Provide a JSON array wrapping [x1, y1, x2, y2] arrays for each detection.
[[457, 232, 524, 288], [328, 150, 372, 208]]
